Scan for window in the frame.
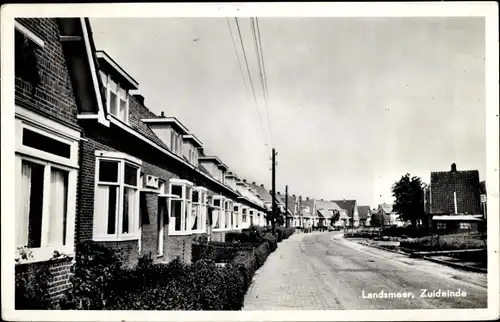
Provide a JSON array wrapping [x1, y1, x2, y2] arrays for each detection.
[[168, 179, 197, 235], [191, 187, 207, 233], [437, 222, 447, 229], [233, 204, 240, 229], [242, 207, 247, 223], [249, 210, 254, 226], [15, 25, 42, 87], [212, 196, 225, 230], [100, 71, 129, 123], [224, 200, 232, 230], [15, 107, 78, 263], [459, 222, 472, 229], [94, 153, 141, 240]]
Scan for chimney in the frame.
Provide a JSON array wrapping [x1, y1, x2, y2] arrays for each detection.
[[293, 194, 296, 197], [260, 184, 264, 188], [160, 111, 165, 118], [269, 190, 272, 194], [243, 179, 247, 183], [133, 94, 145, 105], [277, 191, 280, 195], [252, 181, 256, 185], [451, 163, 457, 172], [321, 198, 324, 201], [306, 197, 309, 200]]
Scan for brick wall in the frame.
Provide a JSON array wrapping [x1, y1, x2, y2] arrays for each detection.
[[14, 18, 81, 302], [15, 18, 80, 130]]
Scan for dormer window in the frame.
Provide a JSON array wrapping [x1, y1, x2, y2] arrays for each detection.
[[96, 51, 139, 124], [100, 71, 129, 123]]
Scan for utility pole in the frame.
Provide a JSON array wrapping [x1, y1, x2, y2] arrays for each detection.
[[285, 185, 289, 228], [271, 148, 277, 236]]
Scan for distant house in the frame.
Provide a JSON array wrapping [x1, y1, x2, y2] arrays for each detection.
[[315, 199, 349, 228], [430, 163, 481, 215], [332, 200, 359, 227], [376, 203, 404, 227], [428, 163, 485, 234], [357, 206, 371, 226]]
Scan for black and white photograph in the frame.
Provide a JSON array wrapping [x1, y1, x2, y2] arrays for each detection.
[[1, 2, 499, 321]]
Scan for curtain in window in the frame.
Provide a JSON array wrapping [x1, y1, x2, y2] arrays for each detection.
[[191, 204, 199, 230], [213, 208, 220, 229], [17, 161, 33, 247], [95, 185, 118, 235], [123, 187, 136, 234], [47, 168, 68, 246]]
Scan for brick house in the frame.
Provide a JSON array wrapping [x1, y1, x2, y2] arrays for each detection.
[[428, 163, 485, 234], [14, 18, 84, 300], [45, 18, 264, 268], [357, 206, 371, 226], [332, 200, 359, 227]]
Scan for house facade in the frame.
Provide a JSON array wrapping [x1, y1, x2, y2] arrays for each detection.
[[357, 206, 371, 226], [14, 17, 84, 301], [315, 199, 347, 227], [428, 163, 485, 234], [333, 200, 360, 227], [13, 18, 271, 303]]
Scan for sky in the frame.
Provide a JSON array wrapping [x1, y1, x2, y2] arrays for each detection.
[[90, 17, 485, 209]]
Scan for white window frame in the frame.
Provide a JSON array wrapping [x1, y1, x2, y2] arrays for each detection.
[[212, 195, 226, 232], [168, 178, 193, 236], [233, 203, 241, 229], [15, 106, 79, 264], [100, 71, 129, 124], [93, 151, 142, 241], [242, 206, 248, 225], [15, 21, 45, 48], [249, 209, 255, 226], [191, 187, 207, 234]]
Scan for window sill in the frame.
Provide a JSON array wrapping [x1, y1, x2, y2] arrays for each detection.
[[15, 247, 75, 266], [93, 234, 140, 242], [168, 231, 195, 236]]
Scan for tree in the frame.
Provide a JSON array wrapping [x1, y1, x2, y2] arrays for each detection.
[[391, 174, 426, 234], [370, 212, 385, 227]]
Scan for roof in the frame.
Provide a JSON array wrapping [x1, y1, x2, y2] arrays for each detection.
[[96, 50, 139, 90], [300, 198, 315, 216], [357, 206, 371, 219], [247, 182, 273, 204], [432, 215, 484, 221], [332, 200, 357, 218], [198, 156, 228, 170], [141, 116, 190, 135], [182, 134, 203, 148], [430, 164, 481, 214], [279, 195, 297, 216], [378, 203, 393, 214]]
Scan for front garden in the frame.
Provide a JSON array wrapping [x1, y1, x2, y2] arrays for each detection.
[[15, 225, 295, 310]]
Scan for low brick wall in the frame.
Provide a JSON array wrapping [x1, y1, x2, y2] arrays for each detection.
[[16, 257, 73, 304]]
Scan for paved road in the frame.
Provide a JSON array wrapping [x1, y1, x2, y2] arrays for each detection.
[[243, 232, 487, 310]]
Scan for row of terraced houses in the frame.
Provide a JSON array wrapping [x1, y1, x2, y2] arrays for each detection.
[[14, 18, 288, 301]]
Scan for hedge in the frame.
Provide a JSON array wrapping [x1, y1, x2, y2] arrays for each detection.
[[54, 237, 278, 311], [400, 233, 487, 251]]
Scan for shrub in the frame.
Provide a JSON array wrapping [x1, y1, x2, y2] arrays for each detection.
[[254, 242, 272, 269], [276, 227, 295, 239], [15, 263, 53, 309], [263, 233, 278, 252], [225, 231, 242, 243], [70, 241, 122, 309], [231, 251, 257, 289]]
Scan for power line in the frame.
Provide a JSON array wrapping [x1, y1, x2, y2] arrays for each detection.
[[255, 17, 274, 145], [225, 18, 250, 99], [234, 17, 270, 150], [250, 17, 273, 147]]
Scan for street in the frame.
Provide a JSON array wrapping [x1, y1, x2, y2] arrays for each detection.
[[243, 232, 487, 310]]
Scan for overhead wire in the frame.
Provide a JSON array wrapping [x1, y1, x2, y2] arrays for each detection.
[[233, 17, 271, 152], [254, 17, 275, 146]]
